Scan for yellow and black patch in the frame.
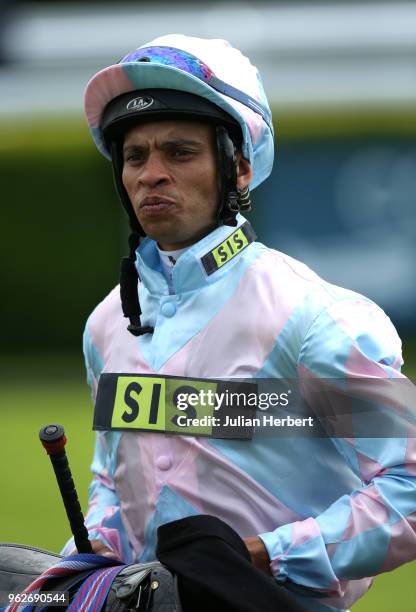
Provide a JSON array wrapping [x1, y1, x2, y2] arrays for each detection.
[[201, 221, 256, 276], [93, 373, 256, 439]]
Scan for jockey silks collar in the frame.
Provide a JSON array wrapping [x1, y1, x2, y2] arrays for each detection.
[[121, 219, 256, 337], [200, 221, 256, 276]]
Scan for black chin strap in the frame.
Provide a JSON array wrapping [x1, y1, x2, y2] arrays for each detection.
[[120, 233, 154, 336], [216, 125, 238, 227], [216, 125, 252, 227]]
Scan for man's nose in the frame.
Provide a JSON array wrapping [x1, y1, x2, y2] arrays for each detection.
[[138, 153, 170, 187]]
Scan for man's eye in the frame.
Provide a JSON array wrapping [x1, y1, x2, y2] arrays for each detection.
[[172, 149, 193, 158], [124, 152, 145, 162]]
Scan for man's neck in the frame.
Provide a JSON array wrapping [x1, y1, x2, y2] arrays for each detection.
[[157, 244, 189, 293]]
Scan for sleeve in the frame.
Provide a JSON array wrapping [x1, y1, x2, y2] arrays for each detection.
[[61, 321, 134, 563], [259, 298, 416, 602]]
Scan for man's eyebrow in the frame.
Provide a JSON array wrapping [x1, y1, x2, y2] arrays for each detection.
[[123, 138, 202, 152], [162, 138, 202, 147], [123, 143, 146, 153]]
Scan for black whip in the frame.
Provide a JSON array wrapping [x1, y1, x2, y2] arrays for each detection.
[[39, 424, 93, 554]]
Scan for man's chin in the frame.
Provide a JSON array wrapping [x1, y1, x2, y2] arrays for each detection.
[[140, 221, 217, 250], [143, 228, 188, 249], [138, 213, 177, 233], [149, 229, 197, 251]]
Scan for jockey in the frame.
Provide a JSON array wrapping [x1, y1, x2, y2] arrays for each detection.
[[62, 34, 416, 612]]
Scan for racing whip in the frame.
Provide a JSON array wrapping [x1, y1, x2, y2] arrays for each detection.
[[39, 424, 93, 554]]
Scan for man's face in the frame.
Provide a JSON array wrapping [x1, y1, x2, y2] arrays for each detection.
[[122, 119, 219, 250]]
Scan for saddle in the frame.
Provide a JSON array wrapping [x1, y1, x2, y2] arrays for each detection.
[[0, 543, 181, 611]]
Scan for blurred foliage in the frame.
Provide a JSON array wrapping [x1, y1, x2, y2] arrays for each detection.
[[1, 108, 415, 351], [1, 118, 124, 350]]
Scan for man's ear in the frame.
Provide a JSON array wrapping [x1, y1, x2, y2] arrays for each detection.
[[236, 153, 253, 190]]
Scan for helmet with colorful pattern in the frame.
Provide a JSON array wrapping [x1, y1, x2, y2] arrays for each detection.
[[84, 35, 275, 337], [84, 34, 274, 191]]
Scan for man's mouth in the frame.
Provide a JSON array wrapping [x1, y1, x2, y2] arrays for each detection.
[[139, 196, 175, 213]]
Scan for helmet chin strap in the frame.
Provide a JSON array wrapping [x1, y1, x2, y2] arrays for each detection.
[[116, 126, 250, 337], [216, 125, 252, 227], [120, 233, 154, 337], [216, 125, 239, 227], [108, 142, 153, 336]]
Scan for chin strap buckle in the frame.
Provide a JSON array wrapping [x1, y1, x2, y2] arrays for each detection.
[[127, 323, 154, 337]]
